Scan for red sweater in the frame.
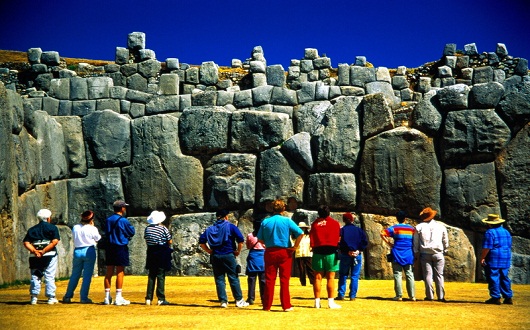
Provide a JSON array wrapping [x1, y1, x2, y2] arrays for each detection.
[[310, 216, 341, 248]]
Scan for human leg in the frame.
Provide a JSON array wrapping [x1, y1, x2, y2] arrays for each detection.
[[80, 247, 96, 301], [277, 248, 293, 310], [420, 253, 434, 300], [258, 271, 265, 302], [263, 249, 279, 310], [296, 258, 306, 286], [155, 268, 166, 301], [392, 261, 403, 298], [306, 258, 315, 285], [224, 255, 243, 301], [499, 268, 513, 299], [247, 272, 257, 302], [403, 264, 416, 299], [350, 254, 362, 299], [30, 268, 42, 297], [64, 251, 84, 299], [44, 255, 58, 298], [337, 254, 351, 298], [484, 266, 501, 298], [116, 265, 125, 290], [432, 253, 445, 300], [146, 268, 157, 300], [211, 255, 228, 303]]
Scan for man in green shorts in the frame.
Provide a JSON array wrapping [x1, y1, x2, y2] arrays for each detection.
[[309, 205, 341, 309]]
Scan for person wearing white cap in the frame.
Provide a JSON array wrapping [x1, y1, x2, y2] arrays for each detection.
[[23, 209, 61, 305], [295, 222, 315, 287], [480, 214, 513, 305], [144, 211, 173, 306]]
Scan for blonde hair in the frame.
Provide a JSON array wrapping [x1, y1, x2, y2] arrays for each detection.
[[272, 199, 286, 213]]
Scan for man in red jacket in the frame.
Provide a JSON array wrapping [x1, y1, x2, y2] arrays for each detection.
[[310, 205, 341, 309]]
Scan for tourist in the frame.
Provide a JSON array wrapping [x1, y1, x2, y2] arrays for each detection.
[[103, 200, 136, 306], [257, 199, 303, 312], [199, 209, 249, 308], [480, 214, 513, 305], [295, 222, 315, 286], [413, 207, 449, 302], [337, 212, 368, 301], [144, 210, 173, 306], [23, 209, 61, 305], [62, 210, 101, 304], [245, 220, 265, 305], [380, 210, 416, 301], [310, 205, 342, 309]]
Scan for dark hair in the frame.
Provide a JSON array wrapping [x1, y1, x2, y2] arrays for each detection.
[[396, 210, 407, 223], [317, 205, 330, 218], [216, 209, 230, 218], [81, 210, 94, 224]]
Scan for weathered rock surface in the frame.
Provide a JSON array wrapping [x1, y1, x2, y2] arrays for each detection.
[[307, 173, 356, 209], [179, 106, 231, 155]]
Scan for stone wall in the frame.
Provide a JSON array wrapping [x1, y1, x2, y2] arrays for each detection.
[[1, 32, 529, 285]]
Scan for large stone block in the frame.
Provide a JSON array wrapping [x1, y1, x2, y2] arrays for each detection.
[[437, 83, 470, 111], [266, 64, 285, 87], [441, 109, 511, 165], [497, 81, 530, 129], [411, 90, 442, 136], [294, 100, 331, 134], [49, 78, 70, 100], [231, 110, 293, 152], [365, 81, 398, 107], [307, 173, 356, 209], [199, 61, 219, 86], [87, 77, 113, 99], [82, 110, 131, 167], [54, 116, 87, 177], [14, 128, 39, 193], [259, 147, 304, 204], [280, 132, 314, 171], [313, 96, 362, 171], [359, 127, 442, 215], [70, 77, 88, 100], [138, 59, 161, 79], [270, 87, 298, 106], [350, 66, 375, 87], [145, 95, 180, 114], [469, 82, 504, 109], [362, 93, 394, 138], [205, 153, 256, 210], [159, 73, 179, 95], [496, 123, 530, 238], [179, 106, 231, 155]]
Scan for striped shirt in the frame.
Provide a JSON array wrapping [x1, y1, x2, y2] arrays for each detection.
[[144, 224, 172, 246]]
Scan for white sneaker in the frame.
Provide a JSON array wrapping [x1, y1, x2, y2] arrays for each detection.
[[47, 297, 59, 305], [314, 301, 321, 309], [235, 299, 249, 308], [103, 297, 113, 305], [157, 300, 170, 306], [220, 302, 228, 308], [114, 297, 130, 306], [328, 301, 342, 309], [145, 299, 151, 305], [30, 296, 38, 305], [284, 307, 294, 312]]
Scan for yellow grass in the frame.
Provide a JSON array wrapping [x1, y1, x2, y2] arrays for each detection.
[[0, 276, 529, 330]]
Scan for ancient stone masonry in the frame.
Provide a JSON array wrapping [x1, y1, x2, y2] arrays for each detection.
[[1, 32, 529, 284]]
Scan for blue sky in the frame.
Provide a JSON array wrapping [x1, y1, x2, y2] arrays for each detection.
[[1, 0, 528, 69]]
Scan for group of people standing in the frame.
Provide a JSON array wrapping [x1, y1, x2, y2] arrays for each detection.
[[22, 200, 514, 308]]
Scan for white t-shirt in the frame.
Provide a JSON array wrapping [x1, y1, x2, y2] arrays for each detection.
[[72, 223, 101, 248]]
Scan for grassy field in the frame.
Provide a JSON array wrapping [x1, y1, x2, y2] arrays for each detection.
[[0, 276, 528, 330]]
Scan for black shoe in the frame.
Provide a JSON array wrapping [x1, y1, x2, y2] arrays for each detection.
[[424, 298, 434, 301], [503, 298, 513, 305], [485, 298, 501, 305], [247, 299, 254, 305], [335, 296, 344, 301], [438, 298, 447, 303]]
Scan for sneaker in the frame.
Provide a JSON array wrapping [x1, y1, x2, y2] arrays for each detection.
[[503, 298, 513, 305], [485, 297, 501, 305], [80, 298, 93, 304], [62, 297, 72, 303], [247, 299, 254, 305], [157, 300, 170, 306], [335, 296, 345, 301], [328, 301, 342, 309], [410, 297, 417, 302], [145, 299, 151, 306], [220, 302, 228, 308], [236, 299, 249, 308], [283, 307, 294, 312], [114, 297, 130, 306], [30, 296, 38, 305], [392, 296, 403, 301], [103, 297, 113, 305], [47, 297, 59, 305], [314, 301, 321, 309], [438, 298, 447, 303]]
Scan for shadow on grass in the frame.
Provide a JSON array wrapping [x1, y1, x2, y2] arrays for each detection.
[[364, 296, 485, 304]]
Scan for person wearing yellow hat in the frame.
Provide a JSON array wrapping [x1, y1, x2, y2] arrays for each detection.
[[480, 214, 513, 305], [413, 207, 449, 302]]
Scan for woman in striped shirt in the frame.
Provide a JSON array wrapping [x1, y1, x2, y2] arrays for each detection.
[[144, 211, 173, 306]]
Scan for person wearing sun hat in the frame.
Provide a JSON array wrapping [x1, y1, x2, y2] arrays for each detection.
[[295, 221, 315, 287], [144, 210, 173, 306], [413, 206, 449, 302], [480, 214, 513, 305]]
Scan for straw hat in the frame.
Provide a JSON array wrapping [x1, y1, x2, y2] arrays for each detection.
[[419, 207, 437, 222], [298, 222, 310, 228], [482, 214, 505, 225], [147, 210, 166, 225]]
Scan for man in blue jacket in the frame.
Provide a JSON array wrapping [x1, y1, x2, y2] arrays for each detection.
[[199, 210, 249, 308], [103, 200, 135, 306]]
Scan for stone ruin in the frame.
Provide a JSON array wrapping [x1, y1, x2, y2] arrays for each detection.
[[0, 32, 529, 285]]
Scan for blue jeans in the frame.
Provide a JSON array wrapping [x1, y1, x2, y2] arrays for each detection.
[[337, 254, 362, 298], [392, 262, 415, 298], [484, 266, 513, 299], [30, 255, 58, 298], [64, 246, 97, 301], [211, 254, 243, 303]]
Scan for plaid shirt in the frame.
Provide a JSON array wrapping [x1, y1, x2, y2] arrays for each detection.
[[483, 226, 512, 268]]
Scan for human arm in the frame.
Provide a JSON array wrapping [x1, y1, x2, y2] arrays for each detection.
[[480, 248, 490, 266], [200, 243, 212, 255], [442, 226, 449, 253], [288, 234, 303, 252], [234, 241, 243, 256], [380, 229, 393, 247]]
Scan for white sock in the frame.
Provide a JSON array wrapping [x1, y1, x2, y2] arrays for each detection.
[[328, 298, 335, 304], [116, 289, 122, 299], [105, 289, 111, 299], [315, 298, 321, 305]]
